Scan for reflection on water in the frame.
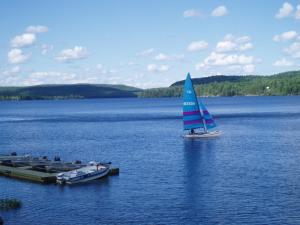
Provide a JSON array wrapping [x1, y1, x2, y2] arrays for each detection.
[[183, 139, 219, 222], [183, 139, 217, 180]]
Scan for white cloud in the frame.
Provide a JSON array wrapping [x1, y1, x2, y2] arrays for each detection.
[[172, 54, 185, 61], [216, 40, 237, 52], [30, 72, 75, 80], [273, 58, 294, 66], [154, 53, 170, 61], [147, 64, 169, 72], [55, 46, 88, 62], [85, 67, 91, 72], [154, 53, 185, 61], [26, 72, 77, 85], [183, 9, 202, 18], [243, 64, 255, 73], [11, 33, 36, 48], [108, 69, 117, 74], [0, 68, 123, 86], [3, 66, 20, 76], [94, 64, 118, 75], [26, 25, 49, 33], [235, 36, 251, 43], [284, 42, 300, 58], [273, 36, 281, 42], [195, 34, 256, 73], [223, 34, 234, 41], [275, 2, 294, 18], [195, 52, 255, 72], [215, 34, 253, 52], [8, 49, 30, 64], [96, 64, 103, 70], [273, 31, 298, 42], [158, 65, 169, 72], [0, 76, 21, 86], [147, 64, 158, 71], [11, 66, 20, 73], [203, 52, 254, 66], [195, 63, 206, 71], [187, 41, 208, 52], [41, 44, 54, 55], [136, 48, 154, 56], [211, 6, 228, 17], [295, 5, 300, 19], [239, 43, 253, 51], [212, 64, 256, 74], [127, 61, 136, 66]]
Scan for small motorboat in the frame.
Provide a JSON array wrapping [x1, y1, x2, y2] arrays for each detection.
[[56, 161, 111, 184]]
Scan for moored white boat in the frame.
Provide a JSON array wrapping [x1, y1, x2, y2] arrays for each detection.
[[56, 161, 110, 184]]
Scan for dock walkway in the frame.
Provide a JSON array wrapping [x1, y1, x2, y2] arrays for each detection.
[[0, 165, 56, 183], [0, 154, 119, 184]]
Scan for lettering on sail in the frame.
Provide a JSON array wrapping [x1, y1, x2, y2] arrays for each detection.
[[183, 102, 195, 106]]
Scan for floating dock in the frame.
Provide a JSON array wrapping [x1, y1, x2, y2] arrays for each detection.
[[0, 165, 57, 183], [0, 154, 119, 184]]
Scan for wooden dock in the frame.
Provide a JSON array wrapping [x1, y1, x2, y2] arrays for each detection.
[[0, 165, 56, 183], [0, 154, 119, 184]]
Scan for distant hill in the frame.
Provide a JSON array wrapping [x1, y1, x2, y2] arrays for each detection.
[[1, 71, 300, 100], [139, 71, 300, 97], [170, 75, 260, 87], [0, 84, 141, 100]]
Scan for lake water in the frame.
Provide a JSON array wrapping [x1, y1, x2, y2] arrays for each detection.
[[0, 96, 300, 225]]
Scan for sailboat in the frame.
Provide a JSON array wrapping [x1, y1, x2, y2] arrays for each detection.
[[183, 73, 221, 138]]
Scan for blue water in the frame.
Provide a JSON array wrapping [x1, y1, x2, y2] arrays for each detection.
[[1, 96, 300, 225]]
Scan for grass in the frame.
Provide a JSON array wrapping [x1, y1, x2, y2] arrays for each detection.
[[0, 199, 22, 210]]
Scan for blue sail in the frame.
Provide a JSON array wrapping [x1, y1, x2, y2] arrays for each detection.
[[199, 101, 216, 129], [183, 73, 203, 130]]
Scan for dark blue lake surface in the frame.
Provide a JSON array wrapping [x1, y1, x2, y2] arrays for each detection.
[[1, 96, 300, 225]]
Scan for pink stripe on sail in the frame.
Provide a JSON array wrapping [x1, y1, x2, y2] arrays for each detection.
[[184, 119, 202, 125], [205, 119, 214, 124], [183, 110, 201, 116]]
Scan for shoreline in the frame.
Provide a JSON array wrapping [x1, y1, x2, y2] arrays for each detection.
[[0, 94, 300, 101]]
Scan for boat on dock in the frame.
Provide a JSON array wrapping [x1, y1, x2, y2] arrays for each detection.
[[183, 73, 221, 138], [56, 161, 111, 185], [0, 153, 118, 184]]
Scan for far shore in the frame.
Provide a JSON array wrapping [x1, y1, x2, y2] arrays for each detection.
[[1, 94, 299, 102]]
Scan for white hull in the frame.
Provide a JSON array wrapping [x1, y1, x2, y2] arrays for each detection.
[[66, 168, 110, 184], [184, 130, 221, 138], [57, 163, 110, 185]]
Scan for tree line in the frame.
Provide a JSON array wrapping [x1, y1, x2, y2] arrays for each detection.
[[138, 71, 300, 97]]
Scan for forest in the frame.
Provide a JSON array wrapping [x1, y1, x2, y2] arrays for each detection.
[[138, 71, 300, 97], [1, 71, 300, 100]]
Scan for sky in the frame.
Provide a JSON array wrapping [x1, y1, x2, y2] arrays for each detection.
[[0, 0, 300, 88]]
